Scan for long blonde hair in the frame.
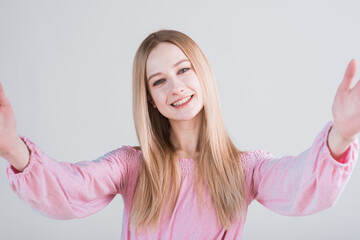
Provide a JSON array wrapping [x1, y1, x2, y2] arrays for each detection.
[[130, 29, 246, 233]]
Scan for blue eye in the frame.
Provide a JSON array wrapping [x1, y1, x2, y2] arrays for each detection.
[[153, 79, 165, 86], [179, 68, 190, 74]]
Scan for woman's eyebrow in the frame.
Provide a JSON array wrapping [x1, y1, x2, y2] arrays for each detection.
[[147, 59, 190, 82]]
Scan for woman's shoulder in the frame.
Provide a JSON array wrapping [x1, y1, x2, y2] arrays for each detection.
[[240, 149, 273, 159], [109, 145, 141, 154], [104, 145, 143, 167], [238, 149, 273, 170], [121, 145, 142, 153]]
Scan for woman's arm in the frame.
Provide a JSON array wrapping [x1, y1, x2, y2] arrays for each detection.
[[248, 121, 359, 216], [244, 59, 360, 215], [1, 136, 30, 171], [0, 81, 141, 219], [328, 124, 357, 161], [5, 136, 141, 219]]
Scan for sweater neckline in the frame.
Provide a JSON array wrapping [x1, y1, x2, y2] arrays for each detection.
[[127, 145, 195, 172], [127, 145, 195, 162], [177, 158, 194, 176], [178, 158, 194, 161]]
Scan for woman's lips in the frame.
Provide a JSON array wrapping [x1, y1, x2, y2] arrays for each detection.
[[171, 95, 194, 107]]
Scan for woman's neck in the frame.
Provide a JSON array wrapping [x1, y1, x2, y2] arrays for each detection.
[[169, 113, 202, 159]]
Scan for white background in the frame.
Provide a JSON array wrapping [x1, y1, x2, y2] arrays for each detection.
[[1, 0, 360, 239]]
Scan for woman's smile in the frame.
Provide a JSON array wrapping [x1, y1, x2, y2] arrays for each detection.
[[171, 94, 194, 107]]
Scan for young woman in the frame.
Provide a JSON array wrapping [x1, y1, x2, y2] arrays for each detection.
[[1, 30, 359, 239]]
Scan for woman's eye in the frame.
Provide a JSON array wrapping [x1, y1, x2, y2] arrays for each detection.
[[178, 68, 190, 74], [152, 68, 189, 87], [153, 79, 165, 86]]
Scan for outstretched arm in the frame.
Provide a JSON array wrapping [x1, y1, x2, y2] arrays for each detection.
[[0, 82, 141, 219], [6, 138, 140, 219], [248, 60, 360, 215], [249, 121, 358, 216]]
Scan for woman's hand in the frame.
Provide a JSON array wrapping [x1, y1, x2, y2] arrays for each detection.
[[0, 82, 29, 170], [0, 82, 18, 154], [328, 59, 360, 159]]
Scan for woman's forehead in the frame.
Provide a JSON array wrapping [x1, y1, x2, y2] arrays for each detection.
[[146, 42, 189, 78]]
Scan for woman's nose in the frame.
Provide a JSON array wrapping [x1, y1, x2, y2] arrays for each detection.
[[170, 78, 185, 95]]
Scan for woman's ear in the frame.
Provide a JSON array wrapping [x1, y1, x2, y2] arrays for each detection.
[[147, 95, 157, 108]]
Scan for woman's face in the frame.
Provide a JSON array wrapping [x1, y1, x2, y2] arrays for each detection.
[[146, 42, 204, 122]]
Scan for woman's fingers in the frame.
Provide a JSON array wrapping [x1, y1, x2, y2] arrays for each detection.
[[0, 82, 10, 107], [338, 59, 358, 92]]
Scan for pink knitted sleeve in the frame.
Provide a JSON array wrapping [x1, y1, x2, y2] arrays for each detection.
[[6, 136, 140, 220], [249, 121, 359, 215]]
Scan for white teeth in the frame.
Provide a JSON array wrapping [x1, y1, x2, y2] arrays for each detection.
[[171, 95, 192, 106]]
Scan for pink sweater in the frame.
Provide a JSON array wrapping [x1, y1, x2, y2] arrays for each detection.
[[6, 121, 359, 239]]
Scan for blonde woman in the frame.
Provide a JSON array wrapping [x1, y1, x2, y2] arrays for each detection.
[[1, 30, 359, 239]]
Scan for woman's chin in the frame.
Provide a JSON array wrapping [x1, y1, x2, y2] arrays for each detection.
[[168, 110, 203, 123]]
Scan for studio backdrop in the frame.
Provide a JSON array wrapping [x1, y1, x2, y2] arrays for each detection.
[[1, 0, 360, 239]]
